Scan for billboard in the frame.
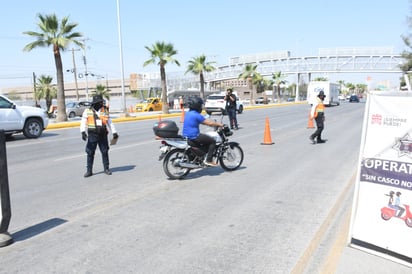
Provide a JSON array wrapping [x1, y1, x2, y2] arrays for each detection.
[[349, 91, 412, 266]]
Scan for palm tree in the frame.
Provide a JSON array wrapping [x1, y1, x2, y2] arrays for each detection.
[[23, 13, 83, 122], [92, 84, 111, 100], [185, 55, 216, 100], [272, 71, 287, 102], [143, 41, 180, 114], [238, 64, 259, 104], [346, 82, 356, 94], [35, 75, 57, 112]]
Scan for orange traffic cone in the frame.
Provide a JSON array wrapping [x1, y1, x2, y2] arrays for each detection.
[[261, 117, 274, 145], [180, 109, 185, 123], [158, 114, 162, 122], [307, 111, 315, 128]]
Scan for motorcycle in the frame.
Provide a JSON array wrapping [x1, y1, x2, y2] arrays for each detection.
[[381, 204, 412, 227], [153, 120, 244, 179]]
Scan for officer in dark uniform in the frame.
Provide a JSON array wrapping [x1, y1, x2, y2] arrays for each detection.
[[225, 88, 238, 129], [80, 95, 118, 177]]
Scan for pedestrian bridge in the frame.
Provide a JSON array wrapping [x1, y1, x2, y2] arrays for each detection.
[[162, 47, 403, 89]]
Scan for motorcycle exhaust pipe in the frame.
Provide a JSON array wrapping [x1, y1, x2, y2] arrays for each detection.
[[178, 162, 200, 169]]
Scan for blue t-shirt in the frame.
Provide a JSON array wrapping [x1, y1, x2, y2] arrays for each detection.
[[182, 110, 205, 139]]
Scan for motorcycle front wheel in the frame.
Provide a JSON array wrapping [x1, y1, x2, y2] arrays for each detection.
[[219, 143, 244, 171], [406, 218, 412, 228], [163, 149, 191, 179]]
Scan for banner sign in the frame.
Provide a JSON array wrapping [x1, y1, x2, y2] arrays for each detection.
[[350, 92, 412, 264]]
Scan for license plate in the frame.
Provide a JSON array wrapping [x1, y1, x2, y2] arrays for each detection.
[[158, 146, 169, 160], [159, 146, 168, 153]]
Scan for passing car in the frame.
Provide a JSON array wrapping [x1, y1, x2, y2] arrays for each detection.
[[135, 97, 162, 112], [53, 101, 91, 118], [0, 94, 49, 138], [65, 101, 91, 118], [204, 93, 243, 115], [349, 95, 360, 103]]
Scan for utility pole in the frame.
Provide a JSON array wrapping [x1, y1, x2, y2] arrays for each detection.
[[82, 39, 89, 101], [32, 72, 38, 107], [71, 49, 80, 101]]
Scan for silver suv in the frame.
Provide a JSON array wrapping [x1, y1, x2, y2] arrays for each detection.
[[205, 93, 243, 115], [0, 95, 49, 138]]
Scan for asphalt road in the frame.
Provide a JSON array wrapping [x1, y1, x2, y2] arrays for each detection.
[[0, 101, 411, 273]]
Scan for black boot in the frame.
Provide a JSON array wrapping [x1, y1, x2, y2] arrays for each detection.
[[104, 168, 112, 175], [84, 169, 93, 178], [309, 136, 316, 144]]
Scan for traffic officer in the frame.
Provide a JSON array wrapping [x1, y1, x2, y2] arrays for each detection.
[[225, 88, 238, 129], [309, 90, 326, 144], [80, 95, 118, 177]]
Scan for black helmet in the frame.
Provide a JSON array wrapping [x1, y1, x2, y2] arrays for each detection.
[[92, 95, 104, 105], [318, 91, 325, 97], [188, 97, 204, 113]]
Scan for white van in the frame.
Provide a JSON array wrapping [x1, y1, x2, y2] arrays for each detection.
[[307, 81, 340, 106]]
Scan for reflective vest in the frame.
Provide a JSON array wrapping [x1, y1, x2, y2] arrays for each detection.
[[314, 102, 325, 118], [85, 107, 109, 131]]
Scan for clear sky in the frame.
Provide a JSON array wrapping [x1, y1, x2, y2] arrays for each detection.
[[0, 0, 409, 89]]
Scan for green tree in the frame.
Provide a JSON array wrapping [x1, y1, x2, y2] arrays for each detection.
[[186, 55, 216, 100], [337, 80, 345, 92], [35, 75, 57, 112], [272, 71, 287, 102], [238, 64, 259, 104], [356, 83, 367, 95], [143, 41, 180, 114], [23, 13, 83, 122], [346, 82, 356, 93], [313, 77, 328, 81]]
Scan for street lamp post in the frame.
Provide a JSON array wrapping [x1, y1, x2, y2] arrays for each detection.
[[116, 0, 127, 115], [82, 46, 89, 101], [71, 48, 79, 101]]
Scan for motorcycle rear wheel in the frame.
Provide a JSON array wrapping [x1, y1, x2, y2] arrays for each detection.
[[163, 149, 190, 179], [219, 143, 244, 171], [381, 212, 391, 221]]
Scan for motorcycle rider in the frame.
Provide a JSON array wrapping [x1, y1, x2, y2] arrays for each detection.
[[182, 97, 224, 167], [395, 191, 405, 217]]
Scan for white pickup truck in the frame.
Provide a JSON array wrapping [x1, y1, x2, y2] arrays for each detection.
[[0, 94, 49, 138]]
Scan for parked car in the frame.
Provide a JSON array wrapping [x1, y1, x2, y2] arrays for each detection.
[[255, 97, 270, 104], [135, 97, 162, 112], [0, 94, 49, 138], [204, 93, 243, 115], [349, 95, 360, 103]]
